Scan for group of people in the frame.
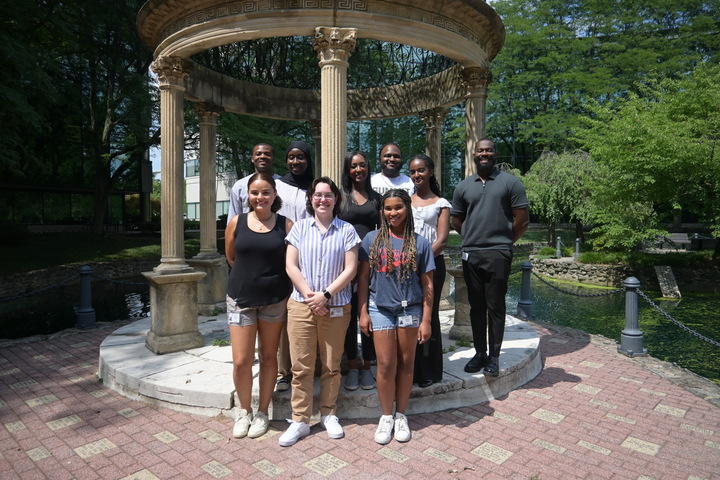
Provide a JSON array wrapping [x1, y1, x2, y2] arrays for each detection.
[[223, 139, 528, 447]]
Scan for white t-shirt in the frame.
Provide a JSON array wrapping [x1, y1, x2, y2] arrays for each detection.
[[370, 173, 414, 196], [275, 180, 311, 223]]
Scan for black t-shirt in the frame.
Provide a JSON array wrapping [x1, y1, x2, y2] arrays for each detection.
[[338, 192, 381, 240]]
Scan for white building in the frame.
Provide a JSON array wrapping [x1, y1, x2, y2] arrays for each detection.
[[184, 155, 236, 221]]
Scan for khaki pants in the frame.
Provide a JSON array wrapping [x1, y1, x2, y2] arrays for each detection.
[[287, 298, 351, 423]]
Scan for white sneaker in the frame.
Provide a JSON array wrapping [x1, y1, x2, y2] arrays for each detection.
[[394, 412, 411, 442], [232, 408, 252, 438], [321, 415, 344, 439], [247, 411, 269, 438], [278, 420, 310, 447], [374, 415, 394, 445]]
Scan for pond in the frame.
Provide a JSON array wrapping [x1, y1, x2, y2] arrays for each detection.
[[504, 264, 720, 385], [0, 277, 150, 339]]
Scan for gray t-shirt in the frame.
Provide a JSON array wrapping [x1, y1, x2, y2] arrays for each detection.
[[360, 231, 435, 312], [451, 169, 528, 251]]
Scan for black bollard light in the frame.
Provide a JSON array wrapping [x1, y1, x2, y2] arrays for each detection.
[[617, 277, 647, 357], [76, 265, 96, 329], [517, 261, 534, 320]]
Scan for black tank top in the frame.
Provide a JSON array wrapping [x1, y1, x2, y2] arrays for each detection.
[[227, 213, 291, 306]]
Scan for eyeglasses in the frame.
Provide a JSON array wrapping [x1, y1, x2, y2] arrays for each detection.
[[312, 193, 335, 200]]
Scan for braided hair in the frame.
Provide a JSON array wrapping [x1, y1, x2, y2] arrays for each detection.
[[368, 189, 417, 282]]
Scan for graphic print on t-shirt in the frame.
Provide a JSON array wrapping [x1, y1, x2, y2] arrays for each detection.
[[378, 248, 406, 273]]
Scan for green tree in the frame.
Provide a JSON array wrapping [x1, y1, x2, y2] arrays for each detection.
[[487, 0, 720, 167], [523, 151, 599, 245], [576, 63, 720, 252], [1, 1, 157, 233]]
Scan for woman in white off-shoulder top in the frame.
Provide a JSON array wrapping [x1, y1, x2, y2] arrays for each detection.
[[409, 154, 451, 387]]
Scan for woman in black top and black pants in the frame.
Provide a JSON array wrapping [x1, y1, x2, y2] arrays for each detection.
[[338, 151, 381, 391]]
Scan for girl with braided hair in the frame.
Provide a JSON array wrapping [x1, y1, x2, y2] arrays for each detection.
[[358, 189, 435, 445]]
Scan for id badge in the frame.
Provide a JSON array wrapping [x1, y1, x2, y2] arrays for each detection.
[[462, 251, 469, 261], [330, 307, 344, 318], [398, 314, 417, 327], [228, 312, 240, 325]]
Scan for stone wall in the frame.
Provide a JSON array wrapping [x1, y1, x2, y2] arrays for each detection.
[[530, 257, 720, 294], [0, 259, 158, 299]]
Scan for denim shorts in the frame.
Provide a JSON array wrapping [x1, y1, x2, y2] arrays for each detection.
[[226, 295, 287, 327], [368, 300, 422, 331]]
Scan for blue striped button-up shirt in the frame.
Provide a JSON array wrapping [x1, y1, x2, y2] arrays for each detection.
[[286, 216, 361, 306]]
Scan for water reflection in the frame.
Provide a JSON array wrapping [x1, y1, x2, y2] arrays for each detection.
[[0, 277, 150, 339], [505, 271, 720, 384]]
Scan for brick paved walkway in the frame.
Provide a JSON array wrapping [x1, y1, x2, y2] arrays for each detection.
[[1, 322, 719, 480]]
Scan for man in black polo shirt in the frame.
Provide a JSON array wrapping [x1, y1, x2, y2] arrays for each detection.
[[451, 138, 529, 377]]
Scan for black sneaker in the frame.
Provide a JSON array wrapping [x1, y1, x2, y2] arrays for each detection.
[[484, 356, 499, 377], [464, 353, 488, 373]]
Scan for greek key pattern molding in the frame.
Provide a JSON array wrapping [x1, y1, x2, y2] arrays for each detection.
[[157, 1, 486, 52]]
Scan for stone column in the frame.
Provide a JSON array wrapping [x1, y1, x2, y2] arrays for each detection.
[[313, 27, 357, 185], [188, 102, 228, 316], [145, 56, 205, 354], [193, 102, 223, 260], [311, 120, 322, 177], [461, 67, 491, 178], [420, 107, 448, 189], [151, 56, 193, 273]]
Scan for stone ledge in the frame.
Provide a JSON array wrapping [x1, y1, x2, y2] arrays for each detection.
[[98, 314, 542, 419]]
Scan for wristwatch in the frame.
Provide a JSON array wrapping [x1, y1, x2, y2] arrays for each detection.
[[322, 290, 332, 299]]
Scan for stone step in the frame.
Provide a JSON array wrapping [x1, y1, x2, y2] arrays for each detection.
[[99, 312, 541, 419]]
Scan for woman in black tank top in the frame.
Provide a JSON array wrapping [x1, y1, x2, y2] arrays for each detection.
[[224, 173, 294, 440]]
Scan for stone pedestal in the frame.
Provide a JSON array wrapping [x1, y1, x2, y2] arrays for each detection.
[[143, 270, 207, 354], [448, 268, 472, 340], [188, 256, 228, 315]]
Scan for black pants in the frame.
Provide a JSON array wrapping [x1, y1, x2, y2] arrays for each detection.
[[414, 255, 445, 384], [343, 290, 376, 363], [462, 249, 512, 357]]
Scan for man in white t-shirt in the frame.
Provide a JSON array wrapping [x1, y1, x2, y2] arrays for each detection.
[[226, 143, 280, 224], [370, 143, 414, 196]]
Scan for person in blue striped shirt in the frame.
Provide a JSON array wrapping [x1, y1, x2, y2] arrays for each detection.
[[280, 177, 362, 447]]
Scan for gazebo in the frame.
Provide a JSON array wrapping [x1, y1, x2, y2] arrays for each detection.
[[136, 0, 505, 354]]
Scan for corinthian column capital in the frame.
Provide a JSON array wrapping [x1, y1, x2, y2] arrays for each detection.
[[313, 27, 357, 66], [419, 107, 448, 129], [460, 66, 492, 95], [151, 56, 193, 86], [194, 102, 223, 124]]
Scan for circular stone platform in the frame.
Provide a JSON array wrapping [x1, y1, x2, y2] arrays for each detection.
[[98, 311, 541, 420]]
